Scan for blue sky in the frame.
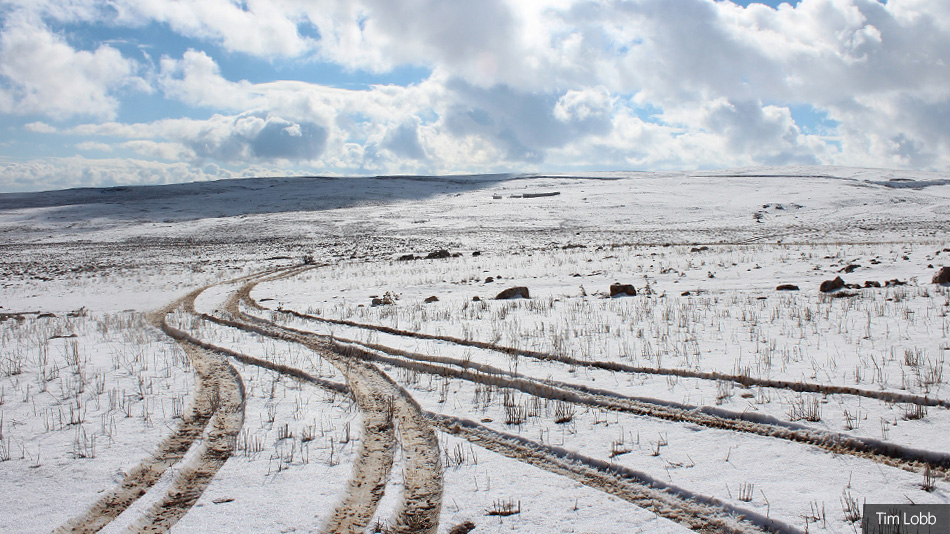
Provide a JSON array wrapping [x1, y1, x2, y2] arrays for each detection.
[[0, 0, 947, 192]]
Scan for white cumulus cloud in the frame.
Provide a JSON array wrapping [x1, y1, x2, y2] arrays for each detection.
[[0, 18, 142, 119]]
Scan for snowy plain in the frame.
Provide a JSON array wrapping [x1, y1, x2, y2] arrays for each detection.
[[0, 166, 948, 533]]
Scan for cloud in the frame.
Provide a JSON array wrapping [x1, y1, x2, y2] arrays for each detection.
[[159, 49, 254, 110], [0, 155, 233, 191], [69, 113, 329, 164], [2, 0, 950, 192], [25, 122, 58, 134], [381, 120, 427, 161], [75, 141, 113, 152], [0, 18, 141, 119], [113, 0, 316, 58]]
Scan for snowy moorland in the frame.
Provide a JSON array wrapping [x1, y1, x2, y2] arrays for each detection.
[[1, 167, 949, 533]]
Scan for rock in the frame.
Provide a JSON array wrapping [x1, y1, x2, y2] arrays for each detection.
[[681, 291, 691, 296], [495, 287, 529, 300], [485, 276, 494, 283], [933, 267, 950, 285], [609, 283, 637, 297], [690, 246, 710, 253], [885, 279, 908, 287], [819, 276, 846, 293], [371, 294, 397, 307], [448, 521, 477, 534], [839, 264, 860, 273], [776, 284, 800, 291], [424, 296, 439, 303], [426, 249, 452, 260], [864, 280, 882, 288], [472, 251, 481, 257], [397, 254, 416, 261], [472, 296, 481, 301]]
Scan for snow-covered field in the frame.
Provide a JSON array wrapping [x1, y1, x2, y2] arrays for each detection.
[[1, 167, 948, 533]]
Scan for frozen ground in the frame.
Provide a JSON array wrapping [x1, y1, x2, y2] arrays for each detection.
[[0, 167, 948, 533]]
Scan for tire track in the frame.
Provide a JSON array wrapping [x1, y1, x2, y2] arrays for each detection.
[[185, 266, 949, 533], [217, 316, 443, 533], [265, 302, 950, 409], [171, 308, 789, 533], [129, 345, 244, 532], [226, 269, 950, 475], [55, 295, 246, 533], [321, 336, 950, 477], [229, 298, 950, 477], [176, 273, 397, 534], [322, 361, 398, 534], [196, 268, 443, 533]]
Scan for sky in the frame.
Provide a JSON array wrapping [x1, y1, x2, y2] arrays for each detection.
[[0, 0, 948, 192]]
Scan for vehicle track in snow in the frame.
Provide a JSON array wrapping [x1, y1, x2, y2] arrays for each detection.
[[264, 300, 950, 409], [55, 293, 246, 534], [175, 285, 790, 533], [88, 264, 942, 533], [234, 268, 950, 478], [211, 276, 444, 533]]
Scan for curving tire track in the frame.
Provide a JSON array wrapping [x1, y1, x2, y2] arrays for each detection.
[[214, 280, 444, 534], [182, 267, 442, 534], [178, 271, 400, 533], [230, 267, 950, 477], [109, 265, 942, 533], [231, 295, 950, 478], [55, 295, 247, 534], [320, 336, 950, 477], [322, 362, 398, 534], [259, 289, 950, 409], [170, 303, 789, 533]]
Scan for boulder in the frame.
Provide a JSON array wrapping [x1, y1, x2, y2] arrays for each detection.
[[426, 249, 452, 260], [933, 267, 950, 285], [609, 283, 637, 297], [397, 254, 416, 261], [864, 280, 882, 288], [424, 296, 439, 303], [819, 276, 845, 293], [371, 293, 397, 307], [495, 287, 530, 300], [776, 284, 800, 291], [885, 279, 908, 287]]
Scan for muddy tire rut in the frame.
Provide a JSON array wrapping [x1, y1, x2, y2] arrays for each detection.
[[268, 302, 950, 409], [59, 264, 943, 533], [56, 296, 246, 533], [175, 298, 780, 532], [213, 282, 444, 533]]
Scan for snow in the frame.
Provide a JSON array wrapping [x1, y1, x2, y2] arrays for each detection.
[[1, 167, 948, 533]]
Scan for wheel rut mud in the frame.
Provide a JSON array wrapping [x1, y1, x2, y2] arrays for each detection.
[[269, 303, 950, 409], [61, 264, 944, 533], [55, 295, 246, 533], [214, 277, 444, 534], [173, 302, 781, 532], [238, 268, 950, 477], [319, 337, 950, 477]]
